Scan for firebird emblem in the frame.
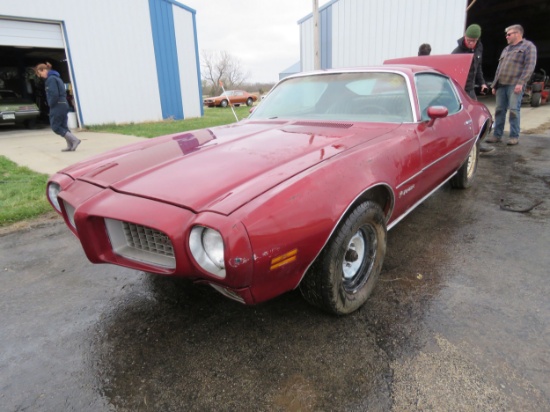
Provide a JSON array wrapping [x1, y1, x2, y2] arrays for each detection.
[[399, 185, 415, 198]]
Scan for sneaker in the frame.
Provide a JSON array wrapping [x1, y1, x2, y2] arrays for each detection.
[[485, 136, 501, 143], [479, 144, 496, 154], [507, 138, 519, 146]]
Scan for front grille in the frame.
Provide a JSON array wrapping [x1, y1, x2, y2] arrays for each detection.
[[123, 222, 174, 257], [105, 219, 176, 269]]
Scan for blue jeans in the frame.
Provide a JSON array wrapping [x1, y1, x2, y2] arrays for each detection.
[[493, 85, 524, 139]]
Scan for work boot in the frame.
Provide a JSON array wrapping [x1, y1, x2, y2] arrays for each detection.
[[479, 144, 495, 155], [61, 135, 72, 152], [63, 132, 81, 152], [485, 136, 501, 144]]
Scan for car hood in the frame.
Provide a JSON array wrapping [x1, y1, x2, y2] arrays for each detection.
[[66, 120, 399, 215]]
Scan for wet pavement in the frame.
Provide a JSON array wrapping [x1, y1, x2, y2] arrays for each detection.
[[1, 134, 550, 411]]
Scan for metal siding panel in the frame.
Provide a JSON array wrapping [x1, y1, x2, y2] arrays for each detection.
[[149, 0, 184, 120], [314, 0, 467, 68], [300, 19, 314, 72], [320, 7, 332, 69], [173, 5, 202, 118]]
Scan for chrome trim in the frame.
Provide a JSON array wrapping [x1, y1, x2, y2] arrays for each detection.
[[387, 173, 455, 230], [396, 137, 475, 190]]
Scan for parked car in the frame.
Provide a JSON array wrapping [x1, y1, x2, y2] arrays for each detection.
[[203, 90, 257, 107], [0, 90, 40, 128], [47, 55, 492, 315]]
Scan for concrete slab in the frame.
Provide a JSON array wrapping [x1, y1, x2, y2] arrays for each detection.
[[0, 126, 145, 176]]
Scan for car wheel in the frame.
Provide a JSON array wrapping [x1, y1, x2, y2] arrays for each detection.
[[300, 201, 387, 315], [531, 92, 542, 107], [531, 83, 543, 93], [450, 142, 479, 189], [220, 100, 228, 108], [246, 98, 253, 106]]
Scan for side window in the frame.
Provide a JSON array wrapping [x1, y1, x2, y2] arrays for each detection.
[[415, 73, 461, 120]]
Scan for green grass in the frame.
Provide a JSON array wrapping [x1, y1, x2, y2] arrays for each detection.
[[1, 106, 254, 226], [0, 156, 51, 226], [87, 105, 253, 137]]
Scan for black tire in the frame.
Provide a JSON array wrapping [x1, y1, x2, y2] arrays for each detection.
[[300, 201, 387, 315], [246, 97, 253, 106], [220, 99, 228, 108], [450, 142, 479, 189], [531, 92, 541, 107], [531, 83, 543, 93]]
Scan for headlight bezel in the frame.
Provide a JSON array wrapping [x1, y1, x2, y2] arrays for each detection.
[[189, 225, 226, 278], [47, 182, 62, 212]]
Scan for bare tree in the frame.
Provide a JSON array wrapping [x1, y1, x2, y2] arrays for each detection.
[[201, 50, 250, 96]]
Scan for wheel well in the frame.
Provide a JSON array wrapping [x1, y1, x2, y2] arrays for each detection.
[[479, 118, 492, 141], [344, 185, 393, 224]]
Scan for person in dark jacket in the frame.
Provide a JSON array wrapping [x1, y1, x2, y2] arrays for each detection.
[[452, 24, 493, 154], [35, 62, 80, 152]]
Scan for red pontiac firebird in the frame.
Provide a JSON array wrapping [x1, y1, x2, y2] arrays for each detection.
[[47, 55, 492, 315]]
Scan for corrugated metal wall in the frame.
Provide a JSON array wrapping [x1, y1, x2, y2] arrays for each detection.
[[300, 0, 467, 72], [0, 0, 201, 125]]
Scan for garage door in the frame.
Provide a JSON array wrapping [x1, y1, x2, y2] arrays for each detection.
[[0, 19, 63, 48]]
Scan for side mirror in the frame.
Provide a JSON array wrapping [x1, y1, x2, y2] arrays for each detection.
[[426, 105, 448, 126], [249, 107, 255, 114]]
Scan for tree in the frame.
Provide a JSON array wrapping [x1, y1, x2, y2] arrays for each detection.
[[201, 50, 250, 96]]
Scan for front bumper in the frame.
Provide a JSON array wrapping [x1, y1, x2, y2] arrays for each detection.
[[51, 177, 255, 301]]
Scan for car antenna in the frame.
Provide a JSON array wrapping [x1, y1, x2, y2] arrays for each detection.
[[219, 80, 239, 122]]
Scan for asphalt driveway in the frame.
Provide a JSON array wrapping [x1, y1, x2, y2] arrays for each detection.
[[1, 132, 549, 411]]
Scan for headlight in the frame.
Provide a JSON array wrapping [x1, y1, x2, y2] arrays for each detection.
[[47, 182, 62, 212], [189, 226, 226, 278]]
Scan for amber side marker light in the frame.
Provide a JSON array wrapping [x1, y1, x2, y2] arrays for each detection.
[[270, 249, 298, 270]]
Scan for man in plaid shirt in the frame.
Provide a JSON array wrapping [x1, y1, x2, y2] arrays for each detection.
[[487, 24, 537, 146]]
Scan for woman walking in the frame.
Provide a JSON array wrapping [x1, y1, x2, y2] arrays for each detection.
[[35, 62, 80, 152]]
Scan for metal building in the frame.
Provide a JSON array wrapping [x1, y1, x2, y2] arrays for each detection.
[[299, 0, 467, 71], [0, 0, 202, 127]]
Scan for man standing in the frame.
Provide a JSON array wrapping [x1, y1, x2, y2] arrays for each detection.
[[487, 24, 537, 146], [452, 24, 494, 154]]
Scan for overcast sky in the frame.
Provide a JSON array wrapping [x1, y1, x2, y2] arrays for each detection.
[[181, 0, 330, 84]]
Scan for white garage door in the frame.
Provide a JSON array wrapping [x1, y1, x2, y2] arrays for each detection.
[[0, 19, 63, 48]]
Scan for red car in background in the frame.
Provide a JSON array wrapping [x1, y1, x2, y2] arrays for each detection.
[[47, 55, 491, 315], [203, 90, 257, 107]]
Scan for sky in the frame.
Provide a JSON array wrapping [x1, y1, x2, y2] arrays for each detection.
[[181, 0, 330, 84]]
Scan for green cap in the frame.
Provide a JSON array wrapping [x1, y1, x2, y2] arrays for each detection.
[[465, 24, 481, 39]]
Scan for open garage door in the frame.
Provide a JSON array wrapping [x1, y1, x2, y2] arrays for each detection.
[[0, 19, 64, 48], [0, 18, 75, 128], [467, 0, 550, 84]]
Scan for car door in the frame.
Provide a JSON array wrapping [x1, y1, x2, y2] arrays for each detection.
[[414, 73, 474, 195]]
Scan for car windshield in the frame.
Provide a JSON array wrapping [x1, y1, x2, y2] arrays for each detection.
[[249, 72, 413, 123]]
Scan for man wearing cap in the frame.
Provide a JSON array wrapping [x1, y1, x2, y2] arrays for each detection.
[[486, 24, 537, 146], [452, 24, 494, 154]]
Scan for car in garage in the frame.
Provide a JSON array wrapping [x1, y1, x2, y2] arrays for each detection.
[[0, 90, 40, 128], [203, 90, 257, 107], [46, 55, 492, 315]]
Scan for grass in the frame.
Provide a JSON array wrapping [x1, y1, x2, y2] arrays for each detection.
[[87, 105, 253, 137], [0, 156, 51, 226], [0, 106, 252, 227]]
